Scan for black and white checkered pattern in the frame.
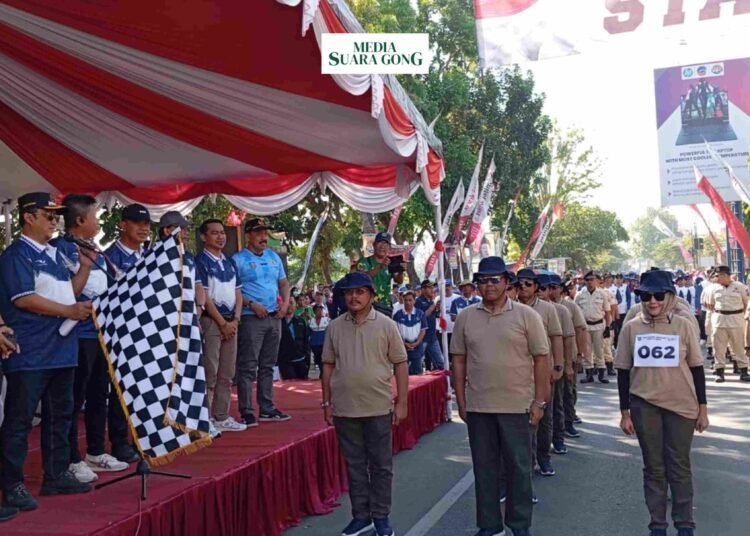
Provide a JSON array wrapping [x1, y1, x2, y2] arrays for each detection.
[[95, 232, 210, 464]]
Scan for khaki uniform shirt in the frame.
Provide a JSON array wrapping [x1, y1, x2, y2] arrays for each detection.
[[709, 281, 749, 329], [560, 297, 586, 355], [574, 288, 609, 331], [451, 300, 550, 414], [615, 313, 703, 419], [322, 308, 408, 418], [528, 298, 563, 338], [552, 301, 575, 338]]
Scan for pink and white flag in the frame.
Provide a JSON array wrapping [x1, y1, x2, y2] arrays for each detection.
[[454, 144, 484, 241], [466, 158, 497, 245]]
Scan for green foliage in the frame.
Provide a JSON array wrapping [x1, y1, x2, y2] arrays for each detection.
[[538, 202, 628, 270], [628, 208, 680, 263]]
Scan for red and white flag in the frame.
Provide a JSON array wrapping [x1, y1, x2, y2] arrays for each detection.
[[513, 200, 550, 270], [689, 204, 725, 258], [441, 179, 465, 237], [695, 166, 750, 255], [387, 204, 403, 236], [454, 144, 484, 241], [466, 158, 497, 245]]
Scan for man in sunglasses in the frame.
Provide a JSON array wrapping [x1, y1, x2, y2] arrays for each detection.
[[451, 257, 550, 536], [574, 271, 611, 384], [515, 269, 563, 478], [707, 265, 750, 383]]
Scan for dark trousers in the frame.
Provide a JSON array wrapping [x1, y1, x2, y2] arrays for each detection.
[[1, 367, 75, 490], [630, 396, 696, 531], [613, 317, 623, 348], [311, 345, 323, 369], [697, 311, 707, 341], [406, 345, 425, 375], [534, 404, 553, 466], [563, 376, 578, 426], [68, 339, 108, 463], [237, 315, 282, 416], [334, 414, 393, 519], [86, 342, 130, 456], [279, 359, 309, 380], [467, 412, 533, 532], [551, 378, 565, 444]]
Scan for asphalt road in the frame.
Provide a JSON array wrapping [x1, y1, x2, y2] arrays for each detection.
[[286, 359, 750, 536]]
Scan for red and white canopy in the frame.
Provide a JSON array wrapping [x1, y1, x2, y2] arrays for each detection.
[[0, 0, 443, 216]]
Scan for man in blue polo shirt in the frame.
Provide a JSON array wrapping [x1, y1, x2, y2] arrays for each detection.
[[450, 281, 482, 321], [415, 280, 444, 371], [392, 288, 427, 375], [196, 219, 246, 435], [233, 218, 291, 426], [0, 192, 94, 513]]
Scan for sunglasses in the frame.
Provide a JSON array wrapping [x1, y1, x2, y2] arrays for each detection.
[[34, 211, 59, 222], [538, 286, 548, 291], [476, 277, 503, 285], [584, 278, 595, 282], [519, 280, 535, 288], [639, 292, 666, 302]]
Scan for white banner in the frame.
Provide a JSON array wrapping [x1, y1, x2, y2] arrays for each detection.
[[441, 179, 465, 236], [652, 216, 676, 238], [466, 158, 497, 245]]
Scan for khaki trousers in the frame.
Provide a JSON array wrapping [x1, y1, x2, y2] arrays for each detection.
[[200, 316, 239, 421], [712, 326, 748, 369], [705, 311, 713, 349], [584, 329, 605, 369], [603, 336, 613, 364]]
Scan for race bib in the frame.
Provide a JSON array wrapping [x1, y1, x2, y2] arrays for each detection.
[[634, 334, 680, 368]]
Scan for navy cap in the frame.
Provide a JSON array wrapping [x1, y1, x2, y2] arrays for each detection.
[[158, 210, 189, 229], [337, 272, 375, 292], [549, 274, 563, 286], [244, 218, 271, 233], [420, 279, 435, 288], [507, 271, 518, 285], [374, 231, 392, 245], [536, 273, 552, 287], [18, 192, 64, 213], [517, 268, 537, 281], [715, 265, 731, 275], [121, 203, 151, 222], [583, 270, 600, 280], [458, 280, 475, 288], [476, 256, 508, 277], [636, 270, 675, 295]]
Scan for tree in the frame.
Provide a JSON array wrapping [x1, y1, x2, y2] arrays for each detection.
[[628, 208, 680, 264], [537, 202, 628, 270]]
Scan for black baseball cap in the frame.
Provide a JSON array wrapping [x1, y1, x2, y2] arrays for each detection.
[[121, 203, 151, 223], [374, 231, 392, 244], [18, 192, 64, 213], [244, 218, 271, 233]]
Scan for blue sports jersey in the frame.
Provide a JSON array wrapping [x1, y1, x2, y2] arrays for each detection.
[[233, 247, 286, 316], [0, 236, 79, 372], [392, 308, 427, 343], [104, 240, 144, 274], [450, 296, 481, 317], [415, 295, 438, 342], [196, 250, 240, 316]]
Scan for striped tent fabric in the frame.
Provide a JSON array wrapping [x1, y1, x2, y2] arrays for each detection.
[[0, 0, 443, 215]]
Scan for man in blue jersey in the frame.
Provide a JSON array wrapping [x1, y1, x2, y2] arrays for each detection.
[[415, 281, 444, 371], [0, 193, 94, 514], [450, 281, 481, 321], [392, 288, 427, 375], [196, 219, 246, 434], [233, 218, 292, 426]]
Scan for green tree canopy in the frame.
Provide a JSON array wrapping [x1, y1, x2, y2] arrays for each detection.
[[628, 208, 680, 264]]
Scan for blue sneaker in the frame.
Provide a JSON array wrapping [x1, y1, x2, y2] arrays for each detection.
[[512, 529, 532, 536], [342, 517, 374, 536], [649, 530, 667, 536], [373, 517, 394, 536], [537, 461, 556, 476], [552, 441, 568, 455], [474, 529, 505, 536], [677, 529, 694, 536]]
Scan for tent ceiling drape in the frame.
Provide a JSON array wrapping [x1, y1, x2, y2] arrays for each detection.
[[0, 0, 443, 215]]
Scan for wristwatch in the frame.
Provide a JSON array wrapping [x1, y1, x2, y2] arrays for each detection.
[[553, 365, 563, 372], [532, 400, 548, 410]]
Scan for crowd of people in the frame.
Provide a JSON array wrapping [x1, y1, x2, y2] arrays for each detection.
[[0, 191, 727, 536]]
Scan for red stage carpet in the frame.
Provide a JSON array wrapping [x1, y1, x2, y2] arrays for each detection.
[[4, 373, 448, 536]]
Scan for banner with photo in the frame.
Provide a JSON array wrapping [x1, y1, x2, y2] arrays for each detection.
[[655, 57, 750, 206]]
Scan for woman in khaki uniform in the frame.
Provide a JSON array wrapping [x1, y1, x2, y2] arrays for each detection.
[[615, 270, 709, 536]]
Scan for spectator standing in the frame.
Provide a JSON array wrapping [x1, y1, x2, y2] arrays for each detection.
[[392, 288, 427, 375], [309, 304, 330, 371], [278, 308, 311, 380], [415, 281, 445, 371]]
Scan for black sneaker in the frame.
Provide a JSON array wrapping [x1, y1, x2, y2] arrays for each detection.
[[112, 444, 140, 464], [40, 470, 93, 496], [572, 416, 583, 424], [373, 516, 395, 536], [537, 461, 555, 476], [259, 409, 291, 422], [341, 517, 374, 536], [552, 441, 568, 455], [2, 483, 36, 511], [241, 413, 259, 428], [564, 424, 581, 438], [0, 505, 18, 522]]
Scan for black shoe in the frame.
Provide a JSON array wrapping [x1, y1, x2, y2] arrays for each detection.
[[552, 441, 568, 455], [606, 362, 617, 377], [2, 484, 36, 511], [740, 368, 750, 382], [259, 409, 291, 422], [0, 505, 18, 522], [733, 362, 740, 374], [580, 369, 595, 384], [715, 368, 726, 383], [572, 416, 583, 424], [597, 368, 610, 384], [241, 413, 259, 428], [112, 444, 140, 464], [40, 470, 92, 496], [564, 424, 581, 438]]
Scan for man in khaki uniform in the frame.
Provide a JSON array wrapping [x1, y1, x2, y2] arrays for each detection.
[[701, 269, 718, 362], [575, 271, 611, 384], [600, 274, 619, 377], [452, 257, 550, 536], [321, 272, 408, 536], [516, 269, 562, 478], [557, 277, 586, 437], [708, 266, 750, 383]]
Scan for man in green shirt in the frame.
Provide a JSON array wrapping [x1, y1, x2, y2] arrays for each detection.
[[356, 232, 405, 316]]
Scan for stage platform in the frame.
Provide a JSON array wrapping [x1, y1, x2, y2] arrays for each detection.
[[5, 373, 449, 536]]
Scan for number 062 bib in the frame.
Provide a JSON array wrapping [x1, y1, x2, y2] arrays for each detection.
[[634, 334, 680, 368]]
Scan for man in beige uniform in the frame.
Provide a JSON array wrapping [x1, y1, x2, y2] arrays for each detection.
[[558, 277, 587, 436], [601, 274, 619, 377], [701, 269, 718, 362], [708, 266, 750, 383], [452, 257, 550, 536], [575, 271, 611, 384], [321, 272, 408, 536]]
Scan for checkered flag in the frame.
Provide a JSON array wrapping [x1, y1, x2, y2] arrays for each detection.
[[94, 231, 211, 465]]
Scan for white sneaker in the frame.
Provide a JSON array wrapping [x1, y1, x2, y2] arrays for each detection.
[[209, 419, 222, 439], [85, 453, 129, 472], [69, 461, 98, 483], [215, 416, 247, 432]]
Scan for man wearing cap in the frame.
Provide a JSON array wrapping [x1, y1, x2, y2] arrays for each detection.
[[439, 280, 457, 360], [450, 281, 481, 322], [0, 193, 95, 512], [708, 266, 750, 383], [701, 269, 718, 362], [612, 273, 629, 347], [101, 203, 154, 464], [415, 280, 445, 371], [392, 288, 427, 375], [600, 275, 619, 377], [195, 219, 246, 435], [233, 218, 292, 426], [356, 231, 404, 317], [321, 272, 408, 536], [575, 271, 612, 384], [516, 269, 563, 478], [452, 257, 550, 536]]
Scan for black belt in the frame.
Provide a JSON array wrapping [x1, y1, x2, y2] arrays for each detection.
[[717, 309, 744, 315], [586, 319, 603, 326]]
